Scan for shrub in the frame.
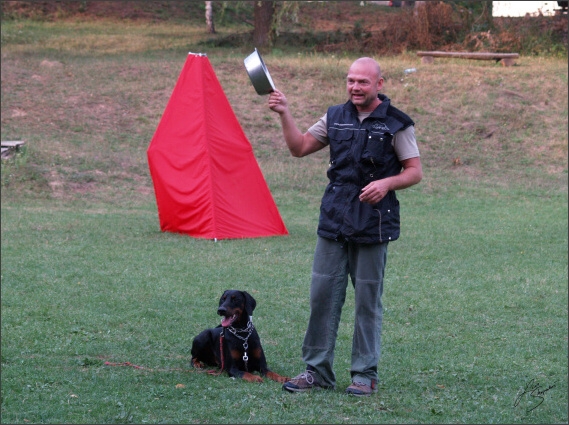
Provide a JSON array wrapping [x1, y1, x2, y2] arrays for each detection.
[[360, 2, 567, 56]]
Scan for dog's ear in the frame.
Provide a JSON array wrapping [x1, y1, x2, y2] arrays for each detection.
[[242, 291, 256, 316]]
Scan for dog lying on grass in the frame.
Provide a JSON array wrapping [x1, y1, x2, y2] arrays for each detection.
[[191, 290, 289, 383]]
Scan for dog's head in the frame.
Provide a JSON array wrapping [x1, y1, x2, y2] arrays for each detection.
[[217, 290, 256, 328]]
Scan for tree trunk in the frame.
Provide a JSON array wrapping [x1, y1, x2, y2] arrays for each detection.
[[253, 1, 275, 49], [477, 1, 494, 31], [414, 1, 426, 17], [205, 1, 215, 34], [413, 1, 430, 49]]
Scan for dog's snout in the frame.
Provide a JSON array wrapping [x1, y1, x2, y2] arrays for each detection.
[[217, 307, 226, 316]]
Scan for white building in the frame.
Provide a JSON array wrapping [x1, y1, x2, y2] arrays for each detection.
[[492, 1, 560, 17]]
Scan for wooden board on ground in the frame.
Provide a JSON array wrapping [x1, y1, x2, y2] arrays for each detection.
[[417, 51, 519, 67], [1, 141, 26, 158]]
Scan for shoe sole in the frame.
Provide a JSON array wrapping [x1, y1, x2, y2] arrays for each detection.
[[346, 391, 372, 396], [283, 384, 323, 393], [346, 386, 378, 396]]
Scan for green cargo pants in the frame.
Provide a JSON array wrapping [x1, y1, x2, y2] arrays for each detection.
[[302, 236, 388, 389]]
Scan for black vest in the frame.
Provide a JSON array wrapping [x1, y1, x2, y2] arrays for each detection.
[[317, 94, 414, 244]]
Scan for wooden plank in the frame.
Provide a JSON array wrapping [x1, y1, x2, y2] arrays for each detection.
[[417, 51, 519, 60], [1, 141, 25, 147], [1, 141, 25, 159]]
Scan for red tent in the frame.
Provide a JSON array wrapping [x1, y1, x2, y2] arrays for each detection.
[[147, 53, 288, 240]]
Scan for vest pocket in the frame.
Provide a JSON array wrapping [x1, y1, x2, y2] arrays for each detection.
[[361, 131, 391, 167], [327, 127, 355, 151], [318, 184, 345, 235]]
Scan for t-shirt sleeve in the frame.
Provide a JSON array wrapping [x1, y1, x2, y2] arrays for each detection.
[[393, 125, 420, 161], [307, 114, 419, 157], [307, 113, 329, 145]]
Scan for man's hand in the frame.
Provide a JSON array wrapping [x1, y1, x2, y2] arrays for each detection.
[[267, 88, 326, 158], [268, 89, 288, 114], [359, 157, 423, 204], [359, 179, 390, 204]]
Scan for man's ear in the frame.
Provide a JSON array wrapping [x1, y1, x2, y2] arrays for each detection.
[[377, 77, 384, 92]]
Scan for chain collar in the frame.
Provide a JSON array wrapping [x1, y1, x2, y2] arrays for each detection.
[[227, 320, 254, 340], [223, 320, 254, 371]]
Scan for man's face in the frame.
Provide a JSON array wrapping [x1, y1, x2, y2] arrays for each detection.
[[346, 63, 383, 111]]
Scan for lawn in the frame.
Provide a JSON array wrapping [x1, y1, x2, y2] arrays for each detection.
[[1, 8, 568, 424]]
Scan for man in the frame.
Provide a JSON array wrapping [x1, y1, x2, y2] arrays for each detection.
[[268, 57, 422, 396]]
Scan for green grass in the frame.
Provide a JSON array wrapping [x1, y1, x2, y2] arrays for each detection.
[[2, 185, 567, 423], [1, 13, 568, 424]]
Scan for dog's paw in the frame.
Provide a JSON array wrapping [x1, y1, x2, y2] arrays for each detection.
[[191, 358, 205, 369], [265, 371, 290, 383], [242, 372, 264, 383]]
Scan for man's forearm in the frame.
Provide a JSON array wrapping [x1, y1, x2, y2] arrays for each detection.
[[387, 163, 423, 191], [278, 110, 305, 157]]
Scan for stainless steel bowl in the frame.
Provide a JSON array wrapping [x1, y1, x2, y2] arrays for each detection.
[[244, 48, 275, 95]]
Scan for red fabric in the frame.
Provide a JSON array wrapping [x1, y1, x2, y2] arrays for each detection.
[[147, 54, 288, 240]]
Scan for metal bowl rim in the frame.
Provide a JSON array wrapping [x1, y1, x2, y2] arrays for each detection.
[[244, 48, 275, 95]]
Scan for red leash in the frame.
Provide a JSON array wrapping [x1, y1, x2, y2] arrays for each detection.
[[104, 329, 227, 375], [202, 329, 225, 376], [219, 330, 225, 372], [205, 329, 225, 376], [104, 361, 147, 370], [104, 361, 193, 373]]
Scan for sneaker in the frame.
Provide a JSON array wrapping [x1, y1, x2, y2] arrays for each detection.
[[282, 370, 323, 393], [345, 380, 378, 396]]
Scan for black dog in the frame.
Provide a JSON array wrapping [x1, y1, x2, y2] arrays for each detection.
[[191, 290, 289, 383]]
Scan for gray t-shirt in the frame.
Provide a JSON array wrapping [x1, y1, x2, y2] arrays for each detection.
[[308, 112, 420, 161]]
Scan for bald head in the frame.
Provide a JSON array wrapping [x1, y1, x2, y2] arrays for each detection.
[[349, 57, 382, 81], [346, 57, 384, 112]]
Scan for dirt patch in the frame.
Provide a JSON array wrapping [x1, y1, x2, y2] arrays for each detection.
[[1, 3, 567, 202]]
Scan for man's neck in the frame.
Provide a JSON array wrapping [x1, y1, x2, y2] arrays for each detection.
[[355, 98, 381, 113]]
